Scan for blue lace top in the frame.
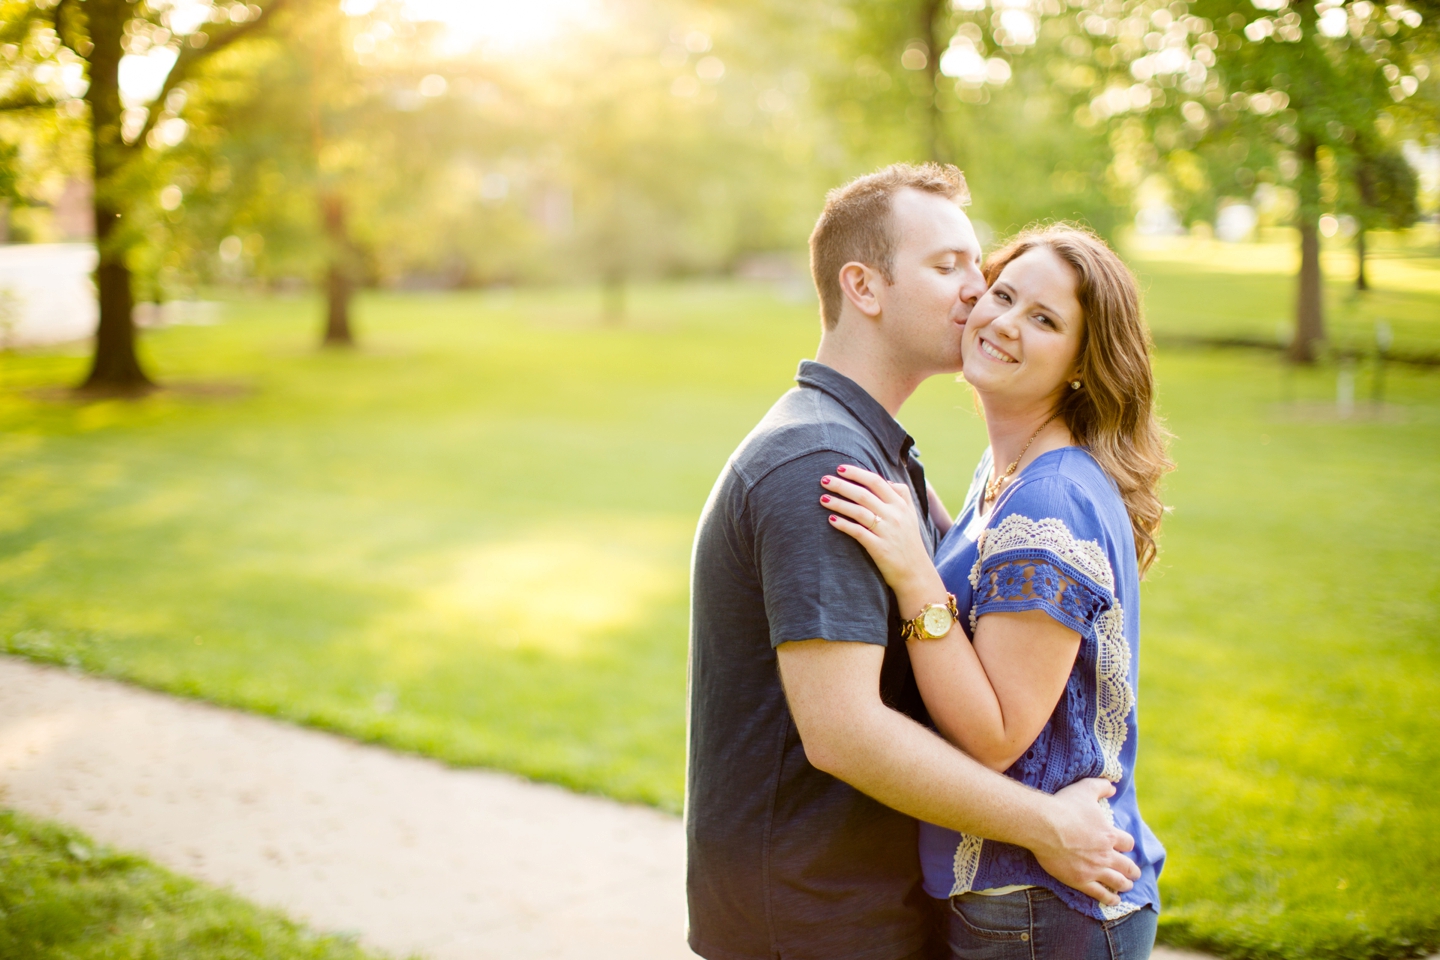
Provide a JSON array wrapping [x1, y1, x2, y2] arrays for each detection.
[[918, 446, 1165, 920]]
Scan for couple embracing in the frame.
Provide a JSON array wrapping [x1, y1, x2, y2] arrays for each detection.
[[687, 163, 1171, 960]]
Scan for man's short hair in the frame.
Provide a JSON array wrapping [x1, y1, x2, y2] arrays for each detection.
[[808, 162, 970, 329]]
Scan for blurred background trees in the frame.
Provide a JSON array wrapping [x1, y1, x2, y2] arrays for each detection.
[[159, 0, 480, 346], [1, 0, 291, 390], [0, 0, 1435, 379], [1346, 143, 1420, 288]]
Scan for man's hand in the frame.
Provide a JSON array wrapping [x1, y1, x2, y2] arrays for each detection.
[[1030, 779, 1141, 906]]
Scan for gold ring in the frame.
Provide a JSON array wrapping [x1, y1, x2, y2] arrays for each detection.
[[867, 513, 879, 532]]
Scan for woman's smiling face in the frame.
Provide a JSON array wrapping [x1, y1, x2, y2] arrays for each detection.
[[962, 246, 1085, 410]]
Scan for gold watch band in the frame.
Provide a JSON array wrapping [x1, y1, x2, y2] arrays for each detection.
[[900, 593, 960, 641]]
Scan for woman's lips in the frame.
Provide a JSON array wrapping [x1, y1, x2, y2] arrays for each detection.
[[978, 338, 1018, 363]]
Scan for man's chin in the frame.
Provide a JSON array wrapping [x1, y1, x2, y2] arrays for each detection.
[[951, 321, 968, 371]]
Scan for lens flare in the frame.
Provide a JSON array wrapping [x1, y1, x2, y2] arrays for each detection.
[[397, 0, 600, 53]]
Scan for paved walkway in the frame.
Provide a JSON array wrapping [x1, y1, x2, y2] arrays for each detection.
[[0, 657, 1212, 960], [0, 658, 692, 959]]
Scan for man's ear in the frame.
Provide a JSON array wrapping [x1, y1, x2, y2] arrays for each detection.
[[838, 261, 883, 319]]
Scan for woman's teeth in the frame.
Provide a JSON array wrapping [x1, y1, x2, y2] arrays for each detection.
[[980, 339, 1017, 363]]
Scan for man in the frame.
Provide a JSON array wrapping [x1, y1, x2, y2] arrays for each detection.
[[686, 163, 1141, 960]]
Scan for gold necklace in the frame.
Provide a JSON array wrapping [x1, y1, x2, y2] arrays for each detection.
[[984, 413, 1059, 507]]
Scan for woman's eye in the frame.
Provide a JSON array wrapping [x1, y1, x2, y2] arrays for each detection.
[[995, 291, 1011, 303]]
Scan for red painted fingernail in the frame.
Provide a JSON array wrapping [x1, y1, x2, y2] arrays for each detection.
[[821, 476, 831, 485], [837, 466, 847, 473], [829, 515, 838, 522], [821, 495, 831, 503]]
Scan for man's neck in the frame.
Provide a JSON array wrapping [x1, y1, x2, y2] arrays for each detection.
[[813, 332, 923, 418]]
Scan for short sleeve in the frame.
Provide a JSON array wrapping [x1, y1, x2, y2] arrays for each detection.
[[750, 449, 893, 648], [971, 477, 1116, 636]]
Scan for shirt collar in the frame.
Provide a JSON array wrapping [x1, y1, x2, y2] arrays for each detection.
[[795, 360, 915, 467]]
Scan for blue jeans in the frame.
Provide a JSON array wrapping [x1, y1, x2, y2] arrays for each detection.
[[942, 889, 1157, 960]]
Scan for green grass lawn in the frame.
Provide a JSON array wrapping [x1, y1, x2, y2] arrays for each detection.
[[0, 808, 380, 960], [0, 233, 1437, 959]]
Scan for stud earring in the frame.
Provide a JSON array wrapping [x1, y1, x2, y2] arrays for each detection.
[[1070, 380, 1082, 390]]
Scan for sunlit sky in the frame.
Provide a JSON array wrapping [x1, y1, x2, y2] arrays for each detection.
[[120, 0, 600, 105], [347, 0, 600, 53]]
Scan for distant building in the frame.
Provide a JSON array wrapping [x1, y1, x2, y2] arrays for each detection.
[[0, 244, 98, 347], [1216, 203, 1257, 243]]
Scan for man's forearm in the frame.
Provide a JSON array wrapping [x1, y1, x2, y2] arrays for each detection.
[[779, 638, 1137, 903], [813, 698, 1059, 854]]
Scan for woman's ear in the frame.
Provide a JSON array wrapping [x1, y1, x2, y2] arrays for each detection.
[[838, 261, 883, 319]]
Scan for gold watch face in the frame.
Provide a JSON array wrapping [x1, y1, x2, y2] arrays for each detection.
[[922, 604, 953, 638]]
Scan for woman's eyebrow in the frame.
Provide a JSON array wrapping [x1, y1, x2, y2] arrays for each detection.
[[1000, 282, 1068, 324], [1032, 300, 1069, 324]]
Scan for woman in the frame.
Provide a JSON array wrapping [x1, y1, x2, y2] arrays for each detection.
[[816, 225, 1171, 959]]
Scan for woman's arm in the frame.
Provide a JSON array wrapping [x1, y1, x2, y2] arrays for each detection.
[[911, 610, 1079, 771], [926, 481, 953, 536], [820, 465, 1080, 771]]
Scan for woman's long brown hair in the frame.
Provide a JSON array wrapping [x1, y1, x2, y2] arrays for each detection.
[[983, 225, 1174, 575]]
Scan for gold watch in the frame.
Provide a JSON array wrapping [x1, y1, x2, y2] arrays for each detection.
[[900, 593, 959, 641]]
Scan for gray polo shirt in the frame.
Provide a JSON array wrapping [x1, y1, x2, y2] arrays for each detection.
[[687, 360, 940, 960]]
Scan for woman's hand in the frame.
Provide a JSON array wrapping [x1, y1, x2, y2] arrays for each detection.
[[821, 465, 947, 614]]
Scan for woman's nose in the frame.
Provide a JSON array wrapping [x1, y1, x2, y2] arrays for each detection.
[[991, 310, 1020, 337]]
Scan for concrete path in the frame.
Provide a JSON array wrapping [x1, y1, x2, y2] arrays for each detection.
[[0, 656, 1215, 960], [0, 657, 693, 960]]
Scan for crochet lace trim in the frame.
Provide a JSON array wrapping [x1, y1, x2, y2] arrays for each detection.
[[977, 514, 1114, 592], [949, 831, 985, 897], [948, 512, 1137, 899], [1092, 606, 1132, 781], [1098, 798, 1142, 920]]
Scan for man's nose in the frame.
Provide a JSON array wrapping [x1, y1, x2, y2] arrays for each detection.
[[960, 267, 985, 306]]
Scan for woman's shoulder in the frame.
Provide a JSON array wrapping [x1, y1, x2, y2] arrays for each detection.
[[1000, 449, 1108, 511], [1018, 446, 1112, 490], [988, 451, 1128, 571]]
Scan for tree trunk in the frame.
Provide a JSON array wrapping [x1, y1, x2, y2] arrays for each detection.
[[1291, 219, 1324, 362], [1289, 136, 1324, 363], [85, 240, 149, 389], [920, 0, 946, 163], [321, 193, 354, 347], [80, 0, 153, 392], [324, 261, 353, 346], [1355, 229, 1368, 291]]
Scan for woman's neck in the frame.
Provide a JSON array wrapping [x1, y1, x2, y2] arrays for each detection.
[[983, 396, 1074, 477]]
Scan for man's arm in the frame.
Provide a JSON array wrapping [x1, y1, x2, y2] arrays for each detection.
[[777, 638, 1140, 905]]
